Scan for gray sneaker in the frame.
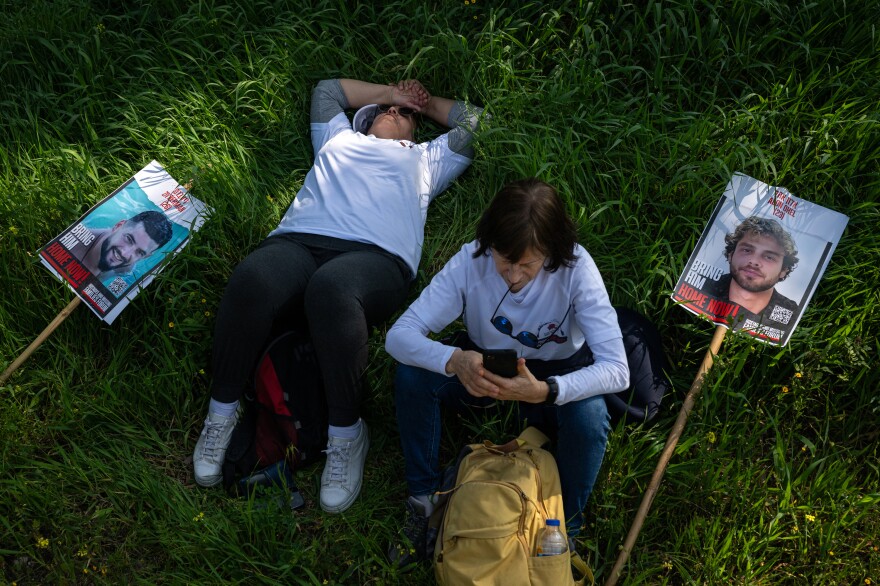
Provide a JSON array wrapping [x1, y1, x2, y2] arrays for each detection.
[[193, 411, 237, 487], [388, 496, 437, 568], [319, 421, 369, 513]]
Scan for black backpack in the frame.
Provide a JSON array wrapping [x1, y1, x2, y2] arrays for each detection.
[[604, 307, 672, 425], [221, 330, 328, 508]]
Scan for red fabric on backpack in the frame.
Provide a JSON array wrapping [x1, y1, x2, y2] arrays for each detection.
[[255, 355, 292, 417], [222, 330, 328, 495]]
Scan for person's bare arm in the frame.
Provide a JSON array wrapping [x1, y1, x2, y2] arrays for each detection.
[[338, 78, 484, 155], [420, 94, 456, 127], [338, 78, 463, 125], [338, 78, 429, 111]]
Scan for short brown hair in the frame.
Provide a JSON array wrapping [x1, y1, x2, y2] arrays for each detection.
[[473, 178, 578, 271]]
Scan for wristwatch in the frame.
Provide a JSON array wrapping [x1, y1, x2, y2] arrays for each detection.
[[543, 377, 559, 405]]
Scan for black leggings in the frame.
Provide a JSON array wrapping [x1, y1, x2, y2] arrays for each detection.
[[211, 233, 411, 426]]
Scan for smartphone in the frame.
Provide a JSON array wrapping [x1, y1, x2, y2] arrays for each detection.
[[482, 349, 518, 378]]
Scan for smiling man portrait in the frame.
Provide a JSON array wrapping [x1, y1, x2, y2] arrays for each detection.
[[69, 210, 173, 281]]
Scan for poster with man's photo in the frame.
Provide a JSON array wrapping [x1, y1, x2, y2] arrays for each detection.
[[671, 173, 848, 346], [39, 160, 211, 324]]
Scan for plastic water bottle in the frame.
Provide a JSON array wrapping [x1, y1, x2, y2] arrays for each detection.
[[537, 519, 567, 556]]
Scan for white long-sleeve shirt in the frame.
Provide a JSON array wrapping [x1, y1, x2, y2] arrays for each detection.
[[385, 241, 629, 404], [269, 80, 480, 277]]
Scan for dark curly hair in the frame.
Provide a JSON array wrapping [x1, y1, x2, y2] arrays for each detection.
[[724, 215, 799, 280]]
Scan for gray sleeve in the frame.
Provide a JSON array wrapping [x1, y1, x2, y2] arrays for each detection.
[[446, 101, 485, 158], [310, 79, 350, 124]]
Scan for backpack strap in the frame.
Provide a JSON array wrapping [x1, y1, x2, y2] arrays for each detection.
[[482, 438, 520, 454], [571, 550, 595, 586], [517, 426, 551, 451], [479, 426, 551, 455]]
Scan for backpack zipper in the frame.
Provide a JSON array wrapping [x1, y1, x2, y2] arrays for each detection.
[[436, 479, 533, 560]]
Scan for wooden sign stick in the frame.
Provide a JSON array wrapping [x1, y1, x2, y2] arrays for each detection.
[[0, 296, 81, 386], [605, 324, 728, 586]]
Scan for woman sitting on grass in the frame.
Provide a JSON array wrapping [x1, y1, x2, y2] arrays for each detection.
[[192, 77, 483, 515], [385, 178, 629, 564]]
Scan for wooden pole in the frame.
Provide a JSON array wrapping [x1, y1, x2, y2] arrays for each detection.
[[605, 324, 727, 586], [0, 297, 81, 386]]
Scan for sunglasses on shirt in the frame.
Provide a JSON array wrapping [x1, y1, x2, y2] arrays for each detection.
[[377, 104, 417, 117], [489, 288, 571, 349]]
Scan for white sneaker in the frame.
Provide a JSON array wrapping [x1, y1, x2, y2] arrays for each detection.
[[320, 422, 370, 513], [193, 411, 237, 487]]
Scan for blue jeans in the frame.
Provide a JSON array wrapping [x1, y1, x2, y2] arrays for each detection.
[[395, 364, 611, 537]]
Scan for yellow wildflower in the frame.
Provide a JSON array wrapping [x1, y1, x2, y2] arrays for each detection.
[[77, 546, 89, 557], [782, 386, 789, 393], [202, 298, 207, 303], [9, 226, 18, 235], [204, 311, 211, 317], [828, 550, 834, 556], [806, 514, 816, 522], [706, 431, 716, 444], [36, 536, 49, 549], [168, 322, 175, 328], [865, 578, 871, 585], [193, 511, 205, 522], [199, 369, 205, 375], [795, 372, 803, 378]]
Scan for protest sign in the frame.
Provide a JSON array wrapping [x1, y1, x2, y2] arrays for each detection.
[[608, 174, 849, 585], [670, 172, 848, 346], [38, 160, 211, 324]]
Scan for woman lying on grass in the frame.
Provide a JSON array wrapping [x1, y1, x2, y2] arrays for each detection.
[[385, 178, 630, 564], [192, 76, 483, 515]]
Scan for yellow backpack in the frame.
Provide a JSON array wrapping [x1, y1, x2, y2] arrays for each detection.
[[433, 427, 593, 586]]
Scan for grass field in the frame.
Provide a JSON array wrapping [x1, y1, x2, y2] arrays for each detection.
[[1, 1, 878, 584]]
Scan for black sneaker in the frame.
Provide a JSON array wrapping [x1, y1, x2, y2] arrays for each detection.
[[388, 496, 432, 568]]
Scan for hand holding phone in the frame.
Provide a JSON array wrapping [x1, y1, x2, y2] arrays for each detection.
[[482, 349, 518, 378]]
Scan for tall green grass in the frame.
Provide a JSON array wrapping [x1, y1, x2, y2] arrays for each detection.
[[1, 1, 878, 583]]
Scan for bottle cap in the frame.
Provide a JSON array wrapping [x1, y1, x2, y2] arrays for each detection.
[[546, 519, 560, 527]]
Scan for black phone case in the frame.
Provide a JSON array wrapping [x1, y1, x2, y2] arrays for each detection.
[[483, 349, 517, 378]]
